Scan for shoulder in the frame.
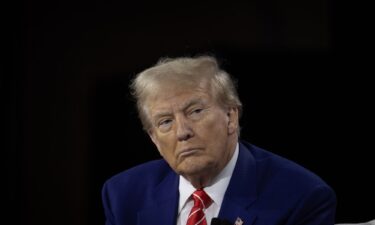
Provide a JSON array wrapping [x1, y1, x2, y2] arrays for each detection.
[[103, 159, 172, 194], [101, 159, 177, 224], [238, 141, 336, 223], [102, 159, 176, 209], [240, 141, 331, 188], [240, 141, 336, 201]]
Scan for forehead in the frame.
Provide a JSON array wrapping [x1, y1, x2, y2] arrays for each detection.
[[148, 76, 210, 100], [146, 86, 212, 114]]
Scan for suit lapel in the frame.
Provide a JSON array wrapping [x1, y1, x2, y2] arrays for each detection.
[[219, 201, 257, 225], [138, 142, 258, 225], [137, 170, 179, 225], [219, 142, 258, 225]]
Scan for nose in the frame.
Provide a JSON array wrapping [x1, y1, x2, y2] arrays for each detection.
[[175, 115, 194, 141]]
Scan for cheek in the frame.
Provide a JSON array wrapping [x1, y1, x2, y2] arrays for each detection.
[[155, 135, 177, 157], [157, 135, 174, 148], [200, 115, 229, 150], [204, 115, 228, 136]]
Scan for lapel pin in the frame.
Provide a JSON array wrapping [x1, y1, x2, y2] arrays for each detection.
[[234, 217, 243, 225]]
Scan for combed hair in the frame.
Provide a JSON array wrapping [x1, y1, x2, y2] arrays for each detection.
[[130, 55, 242, 132]]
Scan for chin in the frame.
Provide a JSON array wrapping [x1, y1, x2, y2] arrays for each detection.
[[177, 159, 214, 176]]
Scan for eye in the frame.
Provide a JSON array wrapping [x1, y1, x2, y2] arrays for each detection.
[[159, 119, 172, 127], [191, 108, 203, 114], [157, 118, 173, 132], [189, 108, 204, 120]]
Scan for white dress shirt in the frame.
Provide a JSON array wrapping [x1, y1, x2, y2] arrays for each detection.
[[176, 143, 239, 225]]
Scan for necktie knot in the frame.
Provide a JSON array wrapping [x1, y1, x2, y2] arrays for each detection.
[[186, 189, 212, 225], [192, 189, 212, 209]]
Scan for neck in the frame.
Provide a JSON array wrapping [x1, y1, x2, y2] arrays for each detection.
[[185, 138, 238, 189]]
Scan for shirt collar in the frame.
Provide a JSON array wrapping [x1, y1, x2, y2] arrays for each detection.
[[178, 143, 239, 212]]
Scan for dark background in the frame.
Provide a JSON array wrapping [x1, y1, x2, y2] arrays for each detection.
[[6, 0, 373, 225]]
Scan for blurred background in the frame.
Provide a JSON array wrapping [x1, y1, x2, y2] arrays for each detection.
[[6, 0, 373, 225]]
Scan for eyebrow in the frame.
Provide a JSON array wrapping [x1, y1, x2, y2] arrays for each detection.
[[181, 98, 205, 111], [152, 98, 206, 120]]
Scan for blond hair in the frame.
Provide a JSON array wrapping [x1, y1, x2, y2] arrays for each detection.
[[130, 55, 242, 131]]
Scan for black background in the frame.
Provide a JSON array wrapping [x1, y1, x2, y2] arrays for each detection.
[[6, 0, 374, 225]]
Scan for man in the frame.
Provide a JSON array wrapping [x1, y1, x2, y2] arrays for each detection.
[[102, 56, 336, 225]]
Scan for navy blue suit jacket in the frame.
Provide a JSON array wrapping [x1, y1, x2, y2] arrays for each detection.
[[102, 141, 336, 225]]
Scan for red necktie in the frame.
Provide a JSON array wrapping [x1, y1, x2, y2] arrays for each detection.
[[186, 189, 213, 225]]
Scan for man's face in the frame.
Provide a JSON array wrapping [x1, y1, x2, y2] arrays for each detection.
[[146, 82, 238, 180]]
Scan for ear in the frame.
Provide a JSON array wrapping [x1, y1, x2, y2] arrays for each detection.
[[148, 129, 163, 156], [227, 107, 239, 135]]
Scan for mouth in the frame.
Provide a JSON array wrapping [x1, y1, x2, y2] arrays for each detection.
[[177, 148, 202, 158]]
